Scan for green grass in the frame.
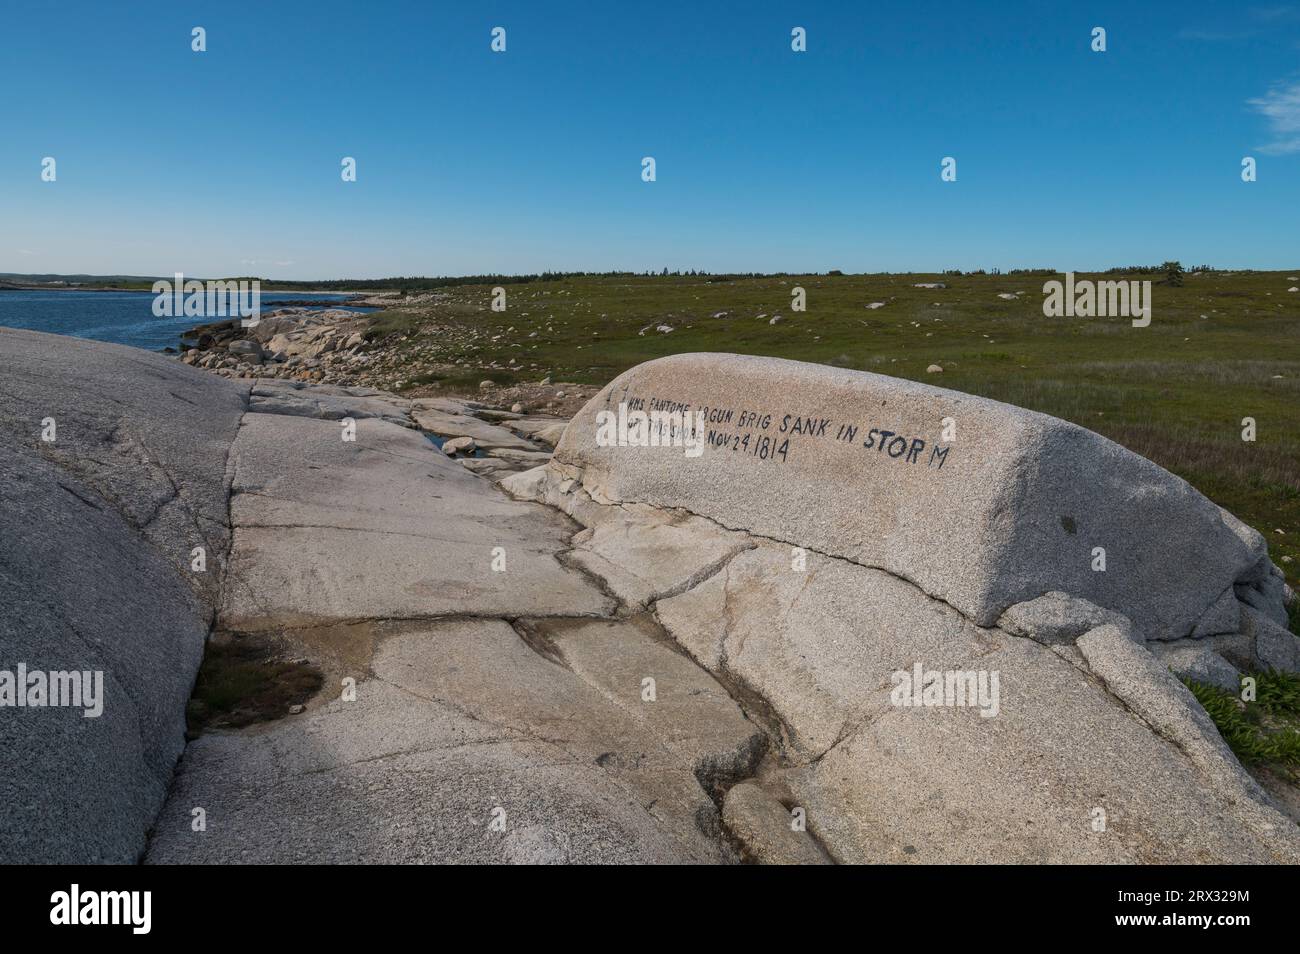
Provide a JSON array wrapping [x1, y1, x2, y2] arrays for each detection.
[[1185, 671, 1300, 768], [397, 368, 519, 392], [363, 269, 1300, 588], [1257, 669, 1300, 718]]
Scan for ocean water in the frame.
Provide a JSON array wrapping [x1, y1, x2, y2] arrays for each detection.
[[0, 289, 374, 352]]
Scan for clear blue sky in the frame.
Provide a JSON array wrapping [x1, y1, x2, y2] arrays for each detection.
[[2, 0, 1297, 278]]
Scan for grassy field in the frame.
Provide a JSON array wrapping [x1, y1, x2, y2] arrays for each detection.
[[365, 269, 1300, 584]]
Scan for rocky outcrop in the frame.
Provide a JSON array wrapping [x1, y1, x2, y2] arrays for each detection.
[[503, 352, 1300, 863], [179, 308, 373, 385], [4, 331, 775, 864], [551, 353, 1266, 640], [145, 386, 766, 863], [5, 339, 1297, 865], [0, 329, 247, 862]]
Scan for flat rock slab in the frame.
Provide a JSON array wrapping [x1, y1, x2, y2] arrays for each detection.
[[221, 413, 612, 627], [504, 417, 569, 447], [148, 617, 760, 863], [658, 545, 1002, 759], [565, 505, 754, 610], [249, 380, 413, 427], [553, 353, 1258, 639], [482, 447, 553, 466], [148, 684, 693, 864], [502, 471, 756, 610], [535, 615, 766, 789], [411, 402, 539, 451]]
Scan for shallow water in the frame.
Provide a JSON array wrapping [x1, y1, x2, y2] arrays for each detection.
[[0, 289, 374, 352]]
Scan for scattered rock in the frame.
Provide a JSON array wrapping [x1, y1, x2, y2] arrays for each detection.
[[442, 436, 477, 455], [1147, 641, 1242, 693], [723, 782, 831, 864]]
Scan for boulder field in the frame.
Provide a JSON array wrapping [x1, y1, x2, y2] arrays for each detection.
[[2, 333, 1297, 863]]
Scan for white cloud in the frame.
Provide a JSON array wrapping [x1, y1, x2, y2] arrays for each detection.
[[1249, 80, 1300, 154]]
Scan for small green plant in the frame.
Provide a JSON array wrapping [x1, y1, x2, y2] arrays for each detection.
[[1257, 668, 1300, 717], [1185, 670, 1300, 767], [1185, 680, 1271, 760]]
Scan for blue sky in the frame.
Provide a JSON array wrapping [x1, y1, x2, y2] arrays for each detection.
[[2, 0, 1297, 278]]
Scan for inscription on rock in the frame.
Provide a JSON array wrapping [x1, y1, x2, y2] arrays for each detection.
[[624, 391, 952, 470]]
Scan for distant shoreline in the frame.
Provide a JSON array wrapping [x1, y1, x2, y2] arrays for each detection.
[[0, 282, 372, 296]]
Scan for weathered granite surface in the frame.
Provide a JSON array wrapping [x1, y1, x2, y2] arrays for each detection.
[[548, 353, 1265, 640], [0, 329, 247, 862], [502, 352, 1300, 863], [508, 474, 1300, 863], [6, 339, 1298, 865], [218, 411, 612, 627], [144, 366, 765, 862], [147, 618, 760, 863]]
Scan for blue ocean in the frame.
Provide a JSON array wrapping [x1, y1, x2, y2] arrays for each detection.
[[0, 289, 374, 352]]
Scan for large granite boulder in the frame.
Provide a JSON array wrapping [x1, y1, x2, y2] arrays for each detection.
[[549, 353, 1271, 640], [504, 352, 1300, 863], [0, 329, 247, 862]]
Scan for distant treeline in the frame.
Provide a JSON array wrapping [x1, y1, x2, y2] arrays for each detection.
[[938, 264, 1220, 277], [2, 264, 1233, 292], [266, 266, 1233, 290], [1100, 264, 1216, 275], [257, 270, 806, 292]]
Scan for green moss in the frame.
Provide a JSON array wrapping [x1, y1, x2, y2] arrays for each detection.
[[187, 635, 323, 736]]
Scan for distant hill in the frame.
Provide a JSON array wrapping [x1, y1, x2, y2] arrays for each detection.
[[0, 273, 169, 284]]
